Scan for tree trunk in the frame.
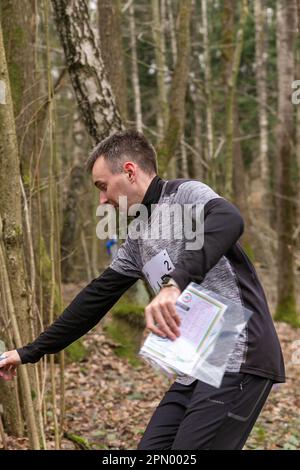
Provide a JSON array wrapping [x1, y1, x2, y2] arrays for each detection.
[[128, 0, 143, 132], [166, 0, 177, 63], [51, 0, 123, 141], [98, 0, 128, 122], [224, 0, 248, 200], [151, 0, 169, 134], [61, 112, 88, 282], [201, 0, 214, 169], [274, 0, 299, 326], [157, 0, 192, 175], [253, 0, 269, 222], [220, 0, 252, 256], [165, 0, 177, 178], [0, 18, 40, 449]]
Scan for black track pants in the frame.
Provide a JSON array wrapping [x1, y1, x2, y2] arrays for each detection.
[[137, 372, 273, 450]]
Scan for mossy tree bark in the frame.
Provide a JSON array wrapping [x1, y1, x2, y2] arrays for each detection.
[[0, 19, 40, 449], [157, 0, 192, 176], [98, 0, 128, 123], [220, 0, 252, 256], [222, 0, 248, 201], [274, 0, 299, 326]]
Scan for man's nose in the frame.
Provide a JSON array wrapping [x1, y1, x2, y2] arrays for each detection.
[[99, 192, 108, 204]]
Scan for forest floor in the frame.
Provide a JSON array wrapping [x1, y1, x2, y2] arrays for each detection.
[[3, 282, 300, 451]]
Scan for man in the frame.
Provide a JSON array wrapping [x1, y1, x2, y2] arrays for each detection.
[[0, 130, 285, 450]]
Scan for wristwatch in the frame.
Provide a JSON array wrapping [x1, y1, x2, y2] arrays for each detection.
[[161, 275, 180, 290]]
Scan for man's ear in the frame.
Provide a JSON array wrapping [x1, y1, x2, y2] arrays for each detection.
[[123, 161, 136, 181]]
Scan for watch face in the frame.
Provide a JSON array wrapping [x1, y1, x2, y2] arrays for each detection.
[[161, 275, 172, 285]]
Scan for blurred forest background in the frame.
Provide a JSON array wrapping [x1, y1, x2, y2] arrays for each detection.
[[0, 0, 299, 450]]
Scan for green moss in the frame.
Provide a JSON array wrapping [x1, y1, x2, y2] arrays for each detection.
[[9, 62, 23, 113], [65, 339, 87, 363], [104, 304, 145, 367], [63, 432, 92, 450], [111, 301, 145, 328], [252, 425, 267, 445], [22, 172, 31, 190], [3, 223, 23, 246], [104, 320, 141, 367], [157, 119, 181, 175], [274, 294, 300, 328], [7, 25, 25, 115]]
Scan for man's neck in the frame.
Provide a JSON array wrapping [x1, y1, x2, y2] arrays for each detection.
[[141, 174, 164, 207]]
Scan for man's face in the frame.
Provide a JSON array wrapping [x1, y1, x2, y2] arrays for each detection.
[[92, 156, 137, 210]]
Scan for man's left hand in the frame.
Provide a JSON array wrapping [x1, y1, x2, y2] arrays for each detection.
[[144, 286, 181, 341]]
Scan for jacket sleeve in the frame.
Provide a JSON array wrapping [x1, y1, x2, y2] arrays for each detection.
[[17, 267, 137, 363], [170, 197, 244, 291]]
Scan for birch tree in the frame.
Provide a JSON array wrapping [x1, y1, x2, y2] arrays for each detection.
[[128, 0, 143, 132], [201, 0, 214, 166], [152, 0, 169, 135], [253, 0, 269, 221], [51, 0, 123, 141]]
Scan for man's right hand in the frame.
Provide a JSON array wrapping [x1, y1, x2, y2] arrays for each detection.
[[0, 350, 21, 381]]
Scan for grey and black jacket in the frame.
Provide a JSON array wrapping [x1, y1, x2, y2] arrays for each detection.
[[17, 176, 285, 384]]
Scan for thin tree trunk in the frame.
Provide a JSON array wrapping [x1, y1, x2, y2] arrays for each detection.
[[274, 0, 299, 326], [201, 0, 214, 168], [158, 0, 192, 175], [296, 1, 300, 238], [152, 0, 169, 134], [180, 137, 189, 178], [98, 0, 128, 122], [165, 0, 177, 178], [221, 0, 252, 253], [253, 0, 269, 221], [0, 226, 40, 449], [166, 0, 177, 63], [61, 112, 87, 282], [81, 230, 93, 281], [224, 0, 248, 200], [128, 0, 143, 132], [44, 0, 61, 447]]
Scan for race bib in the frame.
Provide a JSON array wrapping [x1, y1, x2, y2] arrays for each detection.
[[142, 250, 175, 294]]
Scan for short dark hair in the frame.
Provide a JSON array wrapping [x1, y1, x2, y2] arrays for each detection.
[[86, 129, 158, 175]]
